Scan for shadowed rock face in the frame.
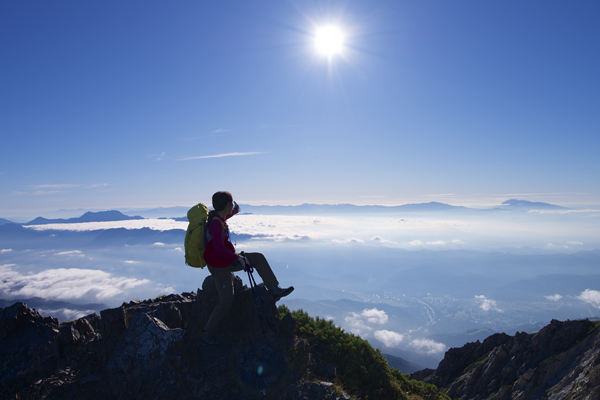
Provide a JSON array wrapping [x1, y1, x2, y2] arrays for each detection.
[[4, 279, 600, 400], [0, 276, 349, 400], [414, 319, 600, 400]]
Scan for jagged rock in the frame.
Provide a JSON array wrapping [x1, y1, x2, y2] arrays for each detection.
[[0, 303, 61, 395], [106, 313, 185, 397], [419, 318, 600, 400], [284, 380, 350, 400], [0, 277, 349, 400]]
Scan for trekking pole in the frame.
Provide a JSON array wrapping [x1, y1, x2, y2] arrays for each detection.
[[242, 253, 273, 333], [247, 267, 273, 327], [247, 268, 267, 333]]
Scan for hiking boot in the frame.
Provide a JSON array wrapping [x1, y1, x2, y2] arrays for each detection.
[[201, 331, 221, 346], [269, 285, 294, 302]]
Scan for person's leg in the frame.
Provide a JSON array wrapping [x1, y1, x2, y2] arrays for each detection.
[[204, 265, 235, 336], [244, 252, 278, 289]]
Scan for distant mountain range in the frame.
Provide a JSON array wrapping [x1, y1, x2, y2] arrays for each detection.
[[2, 200, 572, 225], [126, 199, 569, 218], [124, 202, 472, 218], [491, 199, 570, 211], [25, 210, 145, 225]]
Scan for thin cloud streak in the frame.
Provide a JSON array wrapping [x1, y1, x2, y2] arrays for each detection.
[[178, 152, 263, 161], [29, 184, 80, 189]]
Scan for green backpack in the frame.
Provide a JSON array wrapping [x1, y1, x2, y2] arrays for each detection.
[[184, 203, 210, 268]]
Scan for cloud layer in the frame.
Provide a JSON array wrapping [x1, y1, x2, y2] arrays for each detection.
[[343, 308, 446, 355], [0, 264, 150, 302], [475, 295, 502, 312], [577, 289, 600, 308], [24, 219, 188, 232]]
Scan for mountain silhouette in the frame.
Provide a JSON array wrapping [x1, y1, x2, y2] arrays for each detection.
[[26, 210, 145, 225], [499, 199, 569, 211]]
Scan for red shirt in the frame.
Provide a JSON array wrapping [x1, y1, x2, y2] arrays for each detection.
[[203, 210, 238, 268]]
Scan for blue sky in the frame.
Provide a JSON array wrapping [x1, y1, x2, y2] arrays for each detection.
[[1, 0, 599, 213]]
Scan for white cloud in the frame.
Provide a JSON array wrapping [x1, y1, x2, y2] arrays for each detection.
[[230, 215, 346, 241], [577, 289, 600, 308], [37, 308, 97, 321], [426, 240, 447, 246], [55, 250, 84, 257], [475, 295, 502, 312], [451, 239, 466, 245], [0, 249, 12, 254], [178, 152, 263, 161], [567, 241, 583, 246], [408, 240, 447, 246], [124, 260, 140, 264], [409, 338, 447, 355], [152, 242, 166, 246], [362, 308, 388, 324], [333, 238, 364, 244], [29, 184, 80, 190], [374, 330, 404, 347], [0, 264, 150, 302], [156, 284, 175, 295], [545, 294, 563, 301], [530, 209, 600, 215], [253, 235, 311, 242], [24, 219, 188, 232], [344, 308, 388, 335], [371, 236, 395, 244]]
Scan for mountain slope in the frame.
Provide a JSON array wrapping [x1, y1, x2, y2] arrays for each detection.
[[414, 319, 600, 399]]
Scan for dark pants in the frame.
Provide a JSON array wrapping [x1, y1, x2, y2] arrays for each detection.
[[204, 252, 279, 335]]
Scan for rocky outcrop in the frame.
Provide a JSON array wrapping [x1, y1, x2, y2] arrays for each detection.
[[0, 276, 349, 400], [415, 319, 600, 400]]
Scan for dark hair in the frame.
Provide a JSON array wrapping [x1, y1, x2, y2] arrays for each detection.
[[212, 191, 233, 212]]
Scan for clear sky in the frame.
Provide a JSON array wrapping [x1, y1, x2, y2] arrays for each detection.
[[1, 0, 599, 213]]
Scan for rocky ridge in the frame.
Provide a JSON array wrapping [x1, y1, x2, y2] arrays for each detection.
[[4, 274, 600, 400], [0, 275, 350, 400], [413, 318, 600, 400]]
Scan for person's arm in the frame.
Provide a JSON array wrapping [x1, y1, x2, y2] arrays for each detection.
[[208, 219, 237, 261], [224, 201, 240, 220]]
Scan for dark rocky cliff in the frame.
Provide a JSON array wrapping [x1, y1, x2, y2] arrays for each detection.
[[413, 319, 600, 400], [4, 275, 600, 400], [0, 276, 349, 400]]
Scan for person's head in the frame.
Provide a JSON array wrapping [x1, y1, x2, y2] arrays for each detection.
[[212, 191, 233, 213]]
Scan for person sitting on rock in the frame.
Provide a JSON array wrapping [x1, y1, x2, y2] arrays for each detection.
[[201, 191, 294, 345]]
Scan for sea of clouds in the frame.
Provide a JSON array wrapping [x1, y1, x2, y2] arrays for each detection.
[[2, 209, 600, 362]]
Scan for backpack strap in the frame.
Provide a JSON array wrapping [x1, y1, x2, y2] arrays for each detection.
[[204, 214, 228, 246]]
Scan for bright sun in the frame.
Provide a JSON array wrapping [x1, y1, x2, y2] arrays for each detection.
[[315, 26, 344, 57]]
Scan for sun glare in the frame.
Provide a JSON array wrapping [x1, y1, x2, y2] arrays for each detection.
[[315, 26, 344, 57]]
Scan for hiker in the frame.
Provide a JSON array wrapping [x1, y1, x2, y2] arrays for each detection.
[[201, 191, 294, 345]]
